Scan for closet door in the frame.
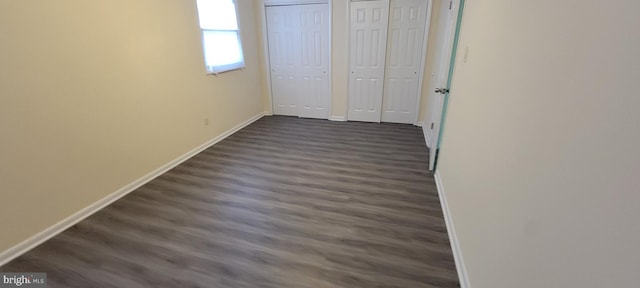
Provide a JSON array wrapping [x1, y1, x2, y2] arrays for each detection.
[[267, 6, 299, 116], [266, 4, 330, 119], [381, 0, 428, 124], [348, 0, 390, 122], [298, 5, 330, 119]]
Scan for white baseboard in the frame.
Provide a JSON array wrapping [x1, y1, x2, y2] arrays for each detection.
[[423, 124, 432, 148], [434, 171, 470, 288], [0, 111, 267, 267], [329, 116, 346, 122]]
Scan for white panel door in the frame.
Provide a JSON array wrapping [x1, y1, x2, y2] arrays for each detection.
[[267, 6, 299, 116], [381, 0, 428, 124], [266, 4, 330, 119], [298, 5, 330, 119], [348, 1, 390, 123], [426, 0, 460, 170]]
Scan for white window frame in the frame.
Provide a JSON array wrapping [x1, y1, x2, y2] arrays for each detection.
[[196, 0, 245, 75]]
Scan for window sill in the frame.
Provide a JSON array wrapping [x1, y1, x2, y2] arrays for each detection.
[[206, 66, 245, 76]]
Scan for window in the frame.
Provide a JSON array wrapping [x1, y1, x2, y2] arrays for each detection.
[[196, 0, 244, 74]]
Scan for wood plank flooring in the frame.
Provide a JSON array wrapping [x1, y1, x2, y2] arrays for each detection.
[[1, 116, 459, 287]]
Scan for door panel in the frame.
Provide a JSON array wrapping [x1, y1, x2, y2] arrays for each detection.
[[381, 0, 428, 124], [427, 0, 461, 170], [267, 7, 299, 116], [348, 1, 389, 123], [298, 7, 330, 118], [266, 4, 330, 119], [300, 75, 328, 116]]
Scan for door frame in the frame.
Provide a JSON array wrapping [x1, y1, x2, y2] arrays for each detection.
[[260, 0, 333, 119], [345, 0, 433, 125]]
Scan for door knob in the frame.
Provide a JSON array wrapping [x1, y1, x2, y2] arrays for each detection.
[[435, 88, 450, 94]]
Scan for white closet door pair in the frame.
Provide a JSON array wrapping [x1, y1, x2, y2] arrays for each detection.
[[349, 0, 429, 124]]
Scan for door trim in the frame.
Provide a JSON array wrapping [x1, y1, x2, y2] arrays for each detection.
[[414, 0, 433, 125], [258, 2, 274, 115], [261, 0, 332, 119]]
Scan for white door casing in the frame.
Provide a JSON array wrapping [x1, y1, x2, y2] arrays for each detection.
[[266, 4, 330, 119], [381, 0, 429, 124], [348, 0, 390, 123], [427, 0, 459, 170]]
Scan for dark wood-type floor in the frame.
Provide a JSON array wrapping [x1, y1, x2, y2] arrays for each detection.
[[1, 116, 459, 288]]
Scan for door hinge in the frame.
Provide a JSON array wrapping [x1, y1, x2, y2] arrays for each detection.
[[449, 1, 453, 10], [430, 123, 434, 129]]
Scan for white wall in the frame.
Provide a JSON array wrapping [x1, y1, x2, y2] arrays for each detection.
[[437, 1, 640, 287], [0, 0, 265, 253], [331, 0, 350, 118]]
